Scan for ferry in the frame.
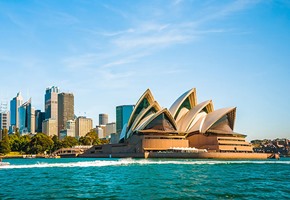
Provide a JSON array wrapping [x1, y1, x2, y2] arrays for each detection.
[[0, 159, 10, 166], [23, 155, 36, 159]]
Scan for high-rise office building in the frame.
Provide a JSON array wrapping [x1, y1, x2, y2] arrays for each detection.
[[0, 101, 8, 113], [18, 98, 35, 134], [35, 110, 45, 133], [10, 92, 23, 131], [0, 101, 9, 131], [45, 86, 59, 120], [0, 112, 9, 131], [116, 105, 134, 134], [42, 119, 57, 137], [99, 113, 108, 126], [58, 92, 74, 135], [75, 116, 93, 138]]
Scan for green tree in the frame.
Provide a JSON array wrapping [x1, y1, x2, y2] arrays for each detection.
[[61, 136, 78, 148], [0, 129, 11, 154], [19, 135, 31, 153], [9, 134, 20, 151], [51, 135, 62, 152], [79, 136, 92, 145], [28, 133, 53, 154], [84, 130, 102, 145]]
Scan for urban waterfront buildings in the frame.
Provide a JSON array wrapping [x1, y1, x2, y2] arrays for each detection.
[[1, 86, 95, 140], [95, 126, 104, 139], [60, 120, 75, 139], [0, 112, 9, 131], [35, 110, 45, 133], [58, 92, 74, 136], [116, 105, 134, 135], [105, 122, 116, 138], [42, 119, 58, 137], [75, 116, 93, 138], [10, 92, 23, 131], [18, 99, 35, 134], [44, 86, 59, 136], [99, 114, 108, 126], [45, 86, 59, 120], [0, 102, 9, 131]]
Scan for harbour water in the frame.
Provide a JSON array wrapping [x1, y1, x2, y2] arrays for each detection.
[[0, 158, 289, 199]]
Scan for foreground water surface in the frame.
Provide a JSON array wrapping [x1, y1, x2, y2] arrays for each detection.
[[0, 158, 289, 199]]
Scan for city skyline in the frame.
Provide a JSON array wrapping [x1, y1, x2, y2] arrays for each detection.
[[0, 0, 289, 140]]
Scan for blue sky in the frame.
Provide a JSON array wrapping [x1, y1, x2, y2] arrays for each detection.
[[0, 0, 289, 140]]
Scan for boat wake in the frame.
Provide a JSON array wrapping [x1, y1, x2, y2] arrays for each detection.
[[0, 158, 289, 169]]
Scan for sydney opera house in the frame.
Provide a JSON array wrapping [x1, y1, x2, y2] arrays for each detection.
[[82, 88, 269, 159]]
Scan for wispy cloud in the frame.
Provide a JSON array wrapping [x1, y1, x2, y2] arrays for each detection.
[[197, 0, 261, 24], [63, 53, 101, 69], [48, 11, 79, 25], [101, 52, 149, 68], [102, 4, 130, 19], [62, 0, 261, 90]]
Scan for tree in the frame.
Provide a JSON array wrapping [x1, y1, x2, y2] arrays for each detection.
[[83, 130, 102, 145], [61, 136, 78, 148], [0, 129, 11, 154], [19, 135, 31, 153], [51, 135, 62, 152], [9, 134, 20, 151], [79, 136, 92, 145], [28, 133, 53, 154]]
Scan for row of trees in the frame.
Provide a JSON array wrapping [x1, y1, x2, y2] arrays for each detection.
[[0, 129, 109, 155]]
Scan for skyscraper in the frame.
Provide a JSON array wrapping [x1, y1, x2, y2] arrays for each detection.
[[18, 98, 35, 134], [58, 92, 74, 135], [0, 101, 9, 131], [10, 92, 23, 131], [45, 86, 59, 120], [35, 110, 45, 133], [116, 105, 134, 134], [99, 113, 108, 126]]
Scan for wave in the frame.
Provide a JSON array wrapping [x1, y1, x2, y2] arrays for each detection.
[[1, 158, 289, 169]]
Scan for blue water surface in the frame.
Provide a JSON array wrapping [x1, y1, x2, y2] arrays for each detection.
[[0, 157, 289, 199]]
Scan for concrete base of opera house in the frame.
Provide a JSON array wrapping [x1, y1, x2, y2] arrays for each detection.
[[79, 152, 270, 159]]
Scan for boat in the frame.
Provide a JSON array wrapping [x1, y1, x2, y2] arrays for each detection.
[[23, 155, 36, 159], [0, 162, 10, 166], [268, 153, 280, 160], [0, 158, 10, 166]]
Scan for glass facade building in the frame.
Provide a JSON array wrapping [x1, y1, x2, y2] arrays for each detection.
[[45, 86, 59, 120], [35, 110, 45, 133], [10, 92, 23, 130], [116, 105, 134, 135], [18, 99, 35, 134]]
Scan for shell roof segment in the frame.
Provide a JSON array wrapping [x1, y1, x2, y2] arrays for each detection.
[[126, 89, 155, 132], [122, 88, 238, 142], [177, 100, 214, 132], [200, 107, 236, 134], [169, 88, 197, 120], [135, 108, 177, 132], [126, 101, 162, 139]]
